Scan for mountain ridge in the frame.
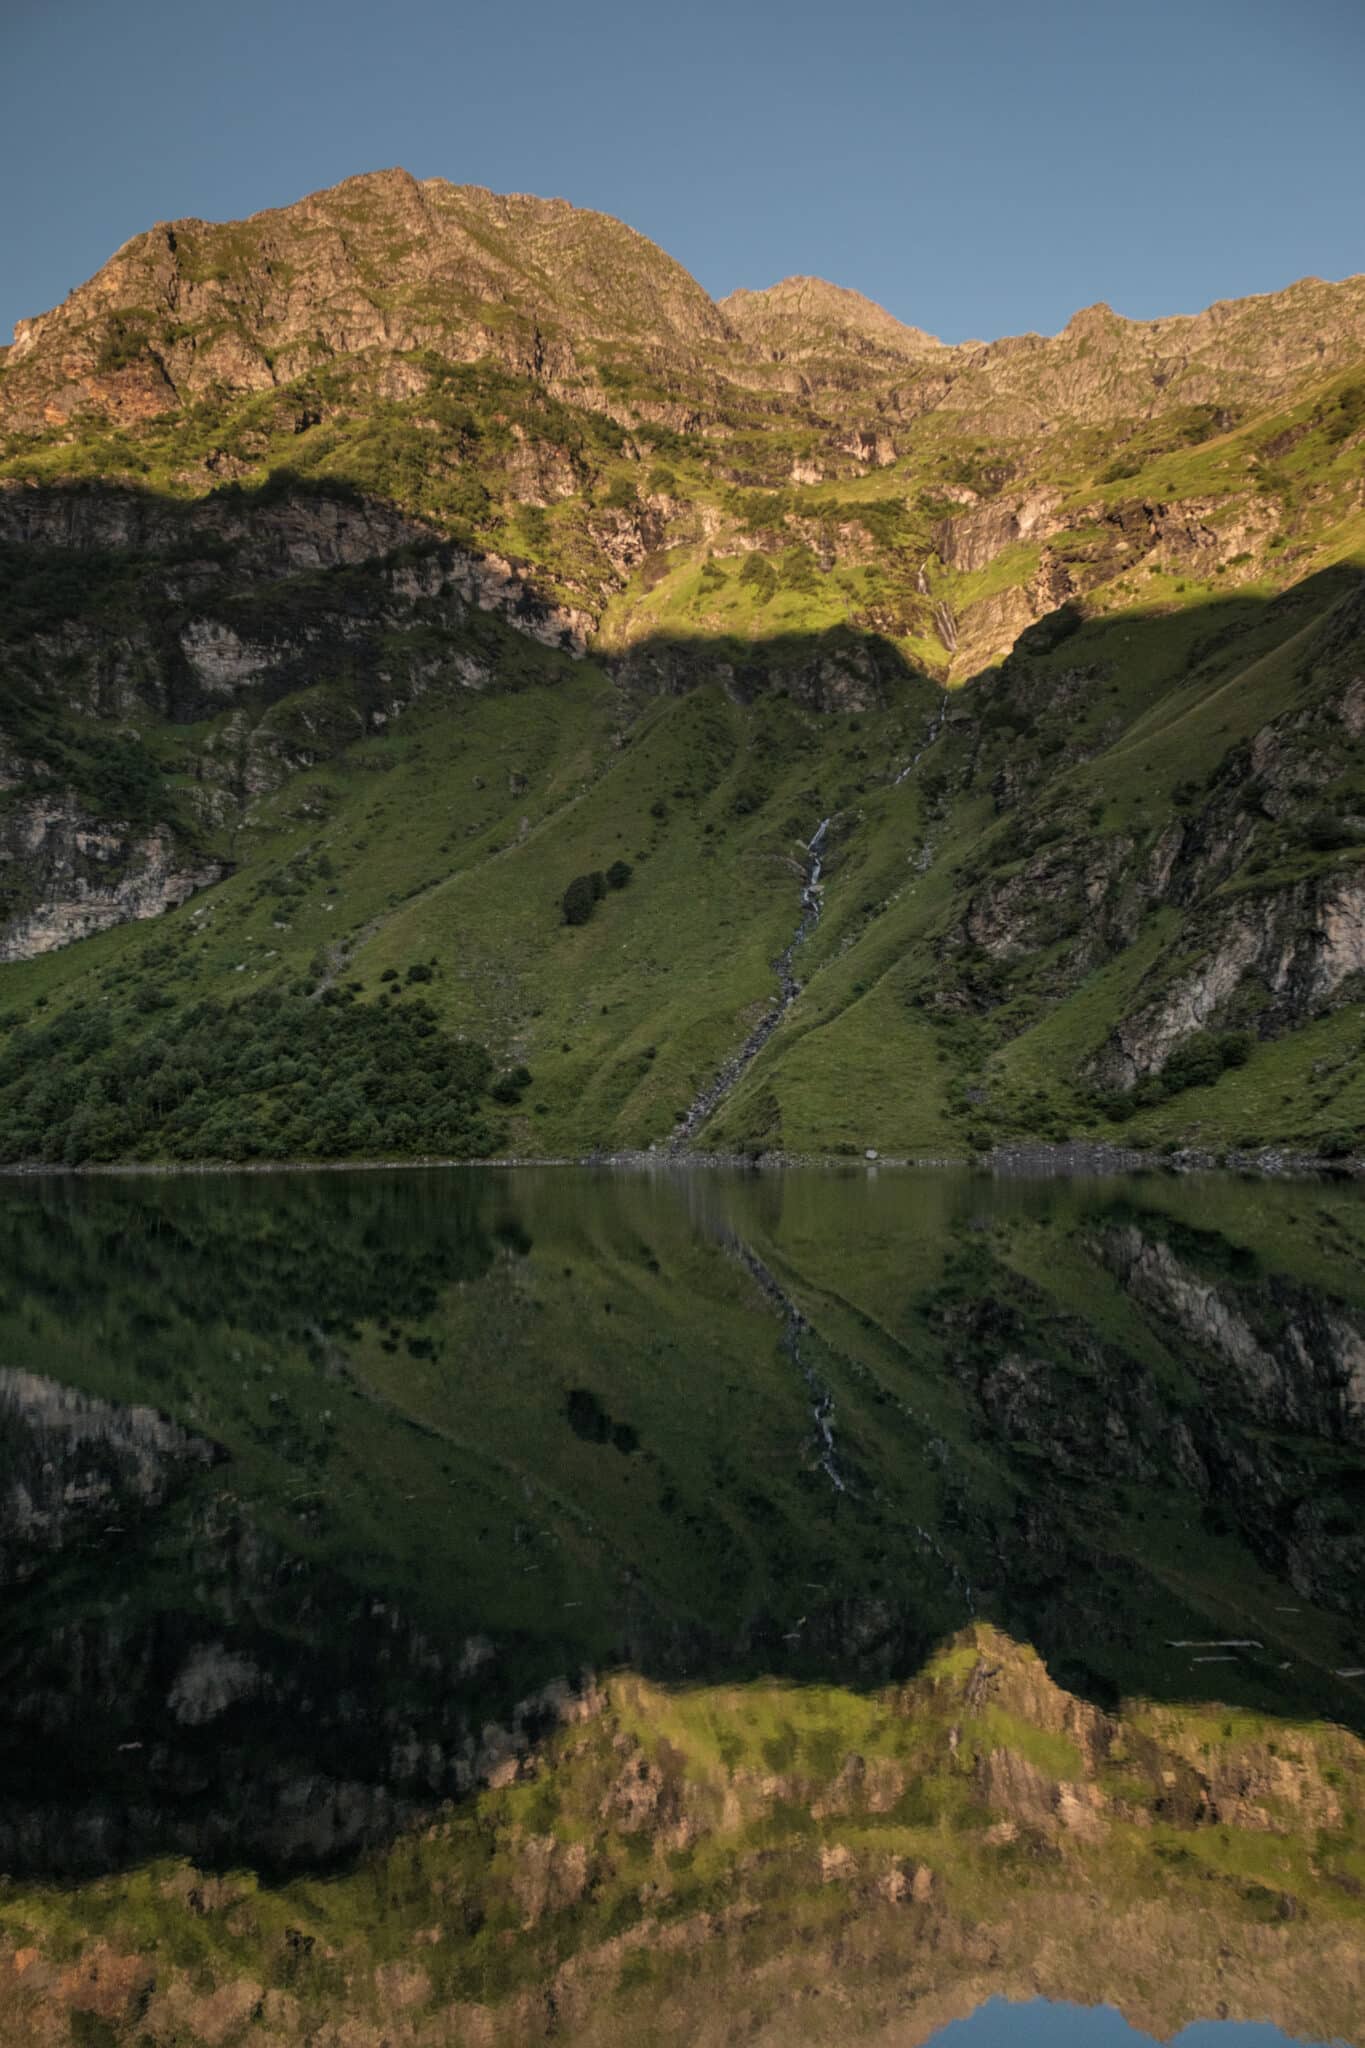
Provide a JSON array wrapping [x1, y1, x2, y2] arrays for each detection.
[[6, 168, 1365, 440], [7, 166, 1361, 364]]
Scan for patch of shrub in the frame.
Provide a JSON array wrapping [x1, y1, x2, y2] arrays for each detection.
[[1301, 808, 1360, 852], [0, 989, 496, 1165], [1160, 1029, 1254, 1096], [738, 553, 778, 603], [95, 313, 152, 374], [562, 874, 596, 925], [1325, 384, 1365, 447]]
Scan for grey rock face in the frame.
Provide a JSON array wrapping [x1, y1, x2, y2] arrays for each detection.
[[0, 795, 227, 961], [1096, 873, 1365, 1088], [0, 1366, 218, 1582], [0, 486, 592, 959]]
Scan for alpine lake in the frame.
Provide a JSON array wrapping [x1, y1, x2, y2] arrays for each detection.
[[0, 1162, 1361, 2047]]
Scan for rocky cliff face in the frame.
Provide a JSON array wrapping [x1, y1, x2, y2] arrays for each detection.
[[0, 484, 591, 958], [1096, 871, 1365, 1088], [0, 798, 224, 961]]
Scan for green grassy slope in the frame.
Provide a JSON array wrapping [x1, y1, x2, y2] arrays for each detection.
[[3, 552, 1363, 1163]]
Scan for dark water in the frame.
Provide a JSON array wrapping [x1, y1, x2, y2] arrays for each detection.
[[0, 1165, 1361, 2045]]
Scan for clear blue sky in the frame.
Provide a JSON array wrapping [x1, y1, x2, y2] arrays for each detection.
[[3, 0, 1363, 347]]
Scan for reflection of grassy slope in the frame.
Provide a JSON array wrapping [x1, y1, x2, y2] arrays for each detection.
[[0, 1172, 961, 1681], [1, 1626, 1361, 2048], [730, 1170, 1365, 1717], [3, 1168, 1362, 1728]]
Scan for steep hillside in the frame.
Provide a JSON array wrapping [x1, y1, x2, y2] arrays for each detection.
[[1, 170, 1363, 1165]]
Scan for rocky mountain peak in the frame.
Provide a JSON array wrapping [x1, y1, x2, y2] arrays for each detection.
[[0, 168, 731, 437], [1060, 300, 1120, 337], [4, 173, 1364, 448], [721, 273, 944, 358]]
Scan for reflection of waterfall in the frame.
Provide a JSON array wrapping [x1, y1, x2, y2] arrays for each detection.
[[726, 1235, 847, 1493], [668, 818, 831, 1152]]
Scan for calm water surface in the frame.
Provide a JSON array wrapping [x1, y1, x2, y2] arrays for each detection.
[[0, 1166, 1361, 2044]]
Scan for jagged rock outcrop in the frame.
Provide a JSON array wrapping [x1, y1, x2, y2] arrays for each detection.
[[1096, 871, 1365, 1087], [0, 1367, 218, 1581], [0, 798, 226, 960], [616, 628, 894, 712], [932, 488, 1062, 574]]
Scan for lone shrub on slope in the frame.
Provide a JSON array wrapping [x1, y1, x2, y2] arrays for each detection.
[[562, 875, 596, 926]]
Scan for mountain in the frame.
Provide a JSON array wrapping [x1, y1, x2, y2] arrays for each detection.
[[1, 169, 1363, 1166]]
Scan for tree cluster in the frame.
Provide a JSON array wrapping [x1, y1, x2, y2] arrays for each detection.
[[561, 860, 632, 926], [0, 988, 498, 1165]]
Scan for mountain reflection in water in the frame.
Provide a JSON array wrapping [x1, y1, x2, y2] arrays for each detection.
[[0, 1164, 1361, 2047]]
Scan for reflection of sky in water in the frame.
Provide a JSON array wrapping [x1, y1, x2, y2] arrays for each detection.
[[925, 2002, 1342, 2048]]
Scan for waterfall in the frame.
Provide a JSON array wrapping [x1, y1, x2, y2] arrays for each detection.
[[667, 816, 832, 1152]]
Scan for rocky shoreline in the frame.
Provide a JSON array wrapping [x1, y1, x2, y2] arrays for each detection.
[[0, 1139, 1361, 1180]]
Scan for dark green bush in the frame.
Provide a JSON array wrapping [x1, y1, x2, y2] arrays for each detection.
[[1325, 384, 1365, 447], [562, 875, 596, 926], [95, 313, 151, 374], [1160, 1029, 1253, 1096], [738, 553, 778, 604], [1302, 809, 1360, 852]]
